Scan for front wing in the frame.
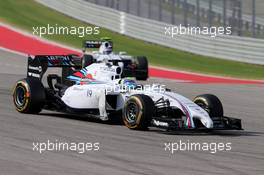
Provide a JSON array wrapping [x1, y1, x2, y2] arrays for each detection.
[[151, 116, 242, 131]]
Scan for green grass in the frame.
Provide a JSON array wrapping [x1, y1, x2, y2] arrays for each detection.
[[0, 0, 264, 80]]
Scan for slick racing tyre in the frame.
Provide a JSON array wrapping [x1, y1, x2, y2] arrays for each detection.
[[193, 94, 223, 119], [122, 94, 154, 130], [135, 56, 148, 80], [82, 54, 94, 68], [13, 78, 45, 114]]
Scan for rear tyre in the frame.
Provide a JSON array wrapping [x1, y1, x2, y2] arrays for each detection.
[[193, 94, 223, 119], [122, 94, 154, 130], [13, 78, 45, 114], [135, 56, 148, 80]]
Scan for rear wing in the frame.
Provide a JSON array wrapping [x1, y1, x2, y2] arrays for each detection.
[[27, 55, 81, 79], [82, 38, 112, 52], [83, 40, 102, 49]]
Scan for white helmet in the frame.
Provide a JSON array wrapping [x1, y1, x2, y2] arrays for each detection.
[[99, 41, 113, 54]]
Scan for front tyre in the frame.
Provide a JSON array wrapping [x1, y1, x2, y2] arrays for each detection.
[[193, 94, 223, 119], [13, 78, 45, 114], [122, 94, 154, 130]]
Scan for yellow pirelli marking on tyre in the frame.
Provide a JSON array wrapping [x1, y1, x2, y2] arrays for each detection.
[[124, 96, 143, 128], [13, 81, 30, 112], [194, 97, 208, 105]]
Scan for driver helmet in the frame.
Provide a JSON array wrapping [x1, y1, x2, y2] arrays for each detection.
[[99, 41, 113, 54], [120, 79, 137, 89]]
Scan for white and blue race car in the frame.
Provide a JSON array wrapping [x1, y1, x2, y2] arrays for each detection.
[[62, 38, 148, 84], [13, 55, 242, 131]]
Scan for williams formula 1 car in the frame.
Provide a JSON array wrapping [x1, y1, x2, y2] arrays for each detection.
[[13, 55, 242, 131], [63, 38, 148, 81]]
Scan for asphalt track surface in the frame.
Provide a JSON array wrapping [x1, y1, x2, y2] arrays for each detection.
[[0, 49, 264, 175]]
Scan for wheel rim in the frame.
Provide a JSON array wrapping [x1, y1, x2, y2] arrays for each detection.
[[15, 86, 26, 107], [196, 102, 210, 114], [125, 101, 139, 123]]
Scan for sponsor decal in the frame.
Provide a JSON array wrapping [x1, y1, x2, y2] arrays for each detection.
[[28, 72, 40, 78], [47, 55, 72, 66], [153, 119, 169, 127], [28, 66, 42, 72], [100, 66, 115, 72]]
